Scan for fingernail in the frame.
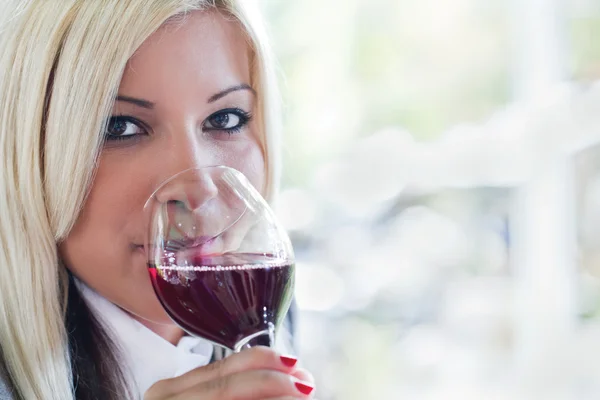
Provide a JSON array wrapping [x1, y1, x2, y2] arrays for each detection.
[[294, 381, 314, 396], [280, 355, 298, 368]]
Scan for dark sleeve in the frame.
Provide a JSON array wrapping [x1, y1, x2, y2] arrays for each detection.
[[0, 365, 13, 400], [0, 381, 12, 400]]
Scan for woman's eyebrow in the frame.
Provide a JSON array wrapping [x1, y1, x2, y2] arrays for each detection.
[[115, 95, 155, 109], [208, 84, 256, 103], [115, 84, 256, 109]]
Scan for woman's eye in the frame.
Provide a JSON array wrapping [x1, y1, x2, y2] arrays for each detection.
[[105, 116, 146, 139], [203, 109, 251, 133]]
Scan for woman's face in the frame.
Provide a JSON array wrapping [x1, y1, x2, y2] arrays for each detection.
[[59, 11, 265, 327]]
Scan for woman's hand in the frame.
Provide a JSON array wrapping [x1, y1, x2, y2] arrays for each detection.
[[144, 347, 315, 399]]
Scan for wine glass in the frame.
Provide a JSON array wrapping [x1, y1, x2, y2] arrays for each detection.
[[144, 166, 295, 352]]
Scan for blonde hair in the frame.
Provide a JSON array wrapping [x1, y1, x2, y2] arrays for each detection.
[[0, 1, 281, 398]]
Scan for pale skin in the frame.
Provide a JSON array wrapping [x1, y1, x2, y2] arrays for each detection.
[[59, 10, 313, 400]]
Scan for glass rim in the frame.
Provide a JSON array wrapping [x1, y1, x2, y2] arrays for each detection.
[[143, 165, 243, 211]]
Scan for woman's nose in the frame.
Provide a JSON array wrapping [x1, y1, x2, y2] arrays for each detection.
[[167, 128, 214, 173], [153, 168, 219, 212], [149, 124, 222, 209]]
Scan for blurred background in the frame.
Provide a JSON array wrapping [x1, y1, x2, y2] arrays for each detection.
[[259, 0, 600, 398]]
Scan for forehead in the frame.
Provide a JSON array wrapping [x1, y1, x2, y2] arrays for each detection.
[[118, 10, 251, 101]]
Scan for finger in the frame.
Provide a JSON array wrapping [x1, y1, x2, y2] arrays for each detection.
[[263, 397, 304, 400], [187, 370, 314, 400], [291, 368, 314, 384], [166, 347, 298, 392]]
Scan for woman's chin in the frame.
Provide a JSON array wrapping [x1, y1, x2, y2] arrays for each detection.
[[117, 284, 174, 325], [124, 301, 185, 340], [135, 297, 175, 326]]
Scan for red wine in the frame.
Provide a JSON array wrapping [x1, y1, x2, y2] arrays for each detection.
[[148, 253, 294, 349]]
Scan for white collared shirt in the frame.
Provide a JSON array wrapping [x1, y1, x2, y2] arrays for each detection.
[[75, 280, 214, 396]]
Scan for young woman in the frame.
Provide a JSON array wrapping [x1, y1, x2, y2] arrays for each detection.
[[0, 1, 313, 399]]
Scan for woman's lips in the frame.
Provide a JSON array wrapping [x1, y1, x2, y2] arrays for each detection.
[[186, 235, 216, 247], [176, 237, 222, 260], [137, 235, 222, 261]]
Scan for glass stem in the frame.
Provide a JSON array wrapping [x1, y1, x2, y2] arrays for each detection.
[[233, 322, 275, 352]]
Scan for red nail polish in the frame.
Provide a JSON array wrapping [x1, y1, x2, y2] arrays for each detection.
[[280, 355, 298, 367], [294, 381, 314, 396]]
